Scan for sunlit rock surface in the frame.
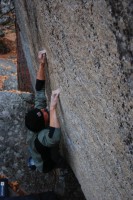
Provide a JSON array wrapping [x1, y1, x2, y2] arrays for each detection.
[[14, 0, 133, 199]]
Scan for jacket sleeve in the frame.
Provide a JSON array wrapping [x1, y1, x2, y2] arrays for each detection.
[[38, 128, 61, 147]]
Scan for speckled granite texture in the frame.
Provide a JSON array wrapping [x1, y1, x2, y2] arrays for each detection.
[[14, 0, 133, 199]]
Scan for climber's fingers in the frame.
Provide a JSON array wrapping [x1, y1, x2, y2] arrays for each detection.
[[38, 49, 46, 64]]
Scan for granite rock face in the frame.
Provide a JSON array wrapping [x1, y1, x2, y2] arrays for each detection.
[[14, 1, 133, 199]]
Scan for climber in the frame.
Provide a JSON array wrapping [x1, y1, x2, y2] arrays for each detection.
[[25, 50, 65, 173]]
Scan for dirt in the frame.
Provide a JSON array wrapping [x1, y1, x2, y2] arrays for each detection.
[[0, 32, 16, 59], [0, 11, 16, 60]]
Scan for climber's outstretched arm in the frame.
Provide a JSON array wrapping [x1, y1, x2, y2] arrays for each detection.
[[35, 50, 47, 109], [37, 50, 46, 81], [50, 89, 60, 128]]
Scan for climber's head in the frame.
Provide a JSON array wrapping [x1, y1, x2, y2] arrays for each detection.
[[25, 108, 49, 132]]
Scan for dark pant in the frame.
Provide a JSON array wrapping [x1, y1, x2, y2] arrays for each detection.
[[35, 138, 66, 173], [50, 147, 67, 169]]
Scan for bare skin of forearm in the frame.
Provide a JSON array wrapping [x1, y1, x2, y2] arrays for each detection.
[[37, 63, 45, 80], [50, 107, 60, 128]]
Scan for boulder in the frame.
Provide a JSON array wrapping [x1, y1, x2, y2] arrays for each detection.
[[14, 1, 133, 199]]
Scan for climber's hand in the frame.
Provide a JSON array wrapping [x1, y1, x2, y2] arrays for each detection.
[[50, 88, 60, 110], [38, 50, 46, 64]]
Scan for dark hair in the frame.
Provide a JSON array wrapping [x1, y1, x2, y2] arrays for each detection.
[[25, 108, 45, 132]]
